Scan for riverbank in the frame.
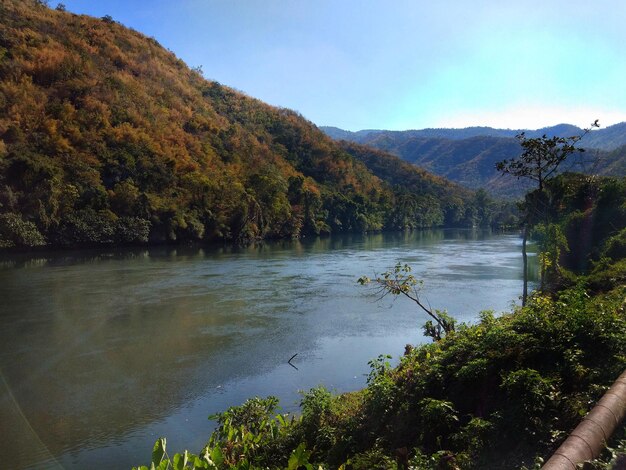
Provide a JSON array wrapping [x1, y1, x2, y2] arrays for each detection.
[[134, 261, 626, 469], [0, 230, 528, 469], [133, 174, 626, 469]]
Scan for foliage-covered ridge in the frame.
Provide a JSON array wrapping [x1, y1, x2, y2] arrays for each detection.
[[0, 0, 491, 249]]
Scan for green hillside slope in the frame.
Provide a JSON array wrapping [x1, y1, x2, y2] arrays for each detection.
[[0, 0, 476, 249]]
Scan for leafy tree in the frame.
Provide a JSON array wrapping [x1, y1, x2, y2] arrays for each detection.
[[534, 223, 569, 291], [0, 212, 46, 247], [495, 120, 599, 191], [471, 188, 494, 228], [496, 121, 599, 304]]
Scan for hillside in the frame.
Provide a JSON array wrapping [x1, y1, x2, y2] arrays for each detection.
[[338, 142, 518, 228], [601, 143, 626, 175], [0, 0, 478, 249], [322, 125, 626, 196]]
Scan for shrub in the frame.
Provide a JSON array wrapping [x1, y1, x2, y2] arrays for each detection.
[[602, 228, 626, 261], [0, 212, 46, 247]]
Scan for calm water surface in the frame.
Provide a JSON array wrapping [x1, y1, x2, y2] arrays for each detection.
[[0, 230, 535, 469]]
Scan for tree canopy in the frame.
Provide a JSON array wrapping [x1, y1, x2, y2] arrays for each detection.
[[0, 0, 489, 249], [495, 121, 599, 191]]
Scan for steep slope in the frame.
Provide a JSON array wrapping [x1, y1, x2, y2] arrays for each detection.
[[600, 143, 626, 175], [0, 0, 475, 248], [583, 122, 626, 150]]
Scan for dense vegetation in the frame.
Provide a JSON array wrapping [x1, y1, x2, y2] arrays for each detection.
[[339, 142, 518, 230], [322, 125, 626, 196], [5, 3, 624, 469], [0, 0, 496, 249], [133, 172, 625, 469]]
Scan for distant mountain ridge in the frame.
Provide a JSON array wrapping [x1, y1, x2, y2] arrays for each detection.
[[321, 122, 626, 151], [321, 123, 626, 196]]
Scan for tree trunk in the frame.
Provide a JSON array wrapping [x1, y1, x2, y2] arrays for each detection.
[[522, 225, 528, 306]]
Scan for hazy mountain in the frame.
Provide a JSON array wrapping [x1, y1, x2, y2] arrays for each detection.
[[321, 123, 626, 151], [600, 143, 626, 175], [582, 122, 626, 150], [321, 123, 626, 196]]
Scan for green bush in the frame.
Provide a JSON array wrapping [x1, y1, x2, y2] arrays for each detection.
[[602, 228, 626, 261], [115, 217, 150, 243], [203, 397, 300, 469], [0, 212, 46, 247], [52, 209, 117, 245]]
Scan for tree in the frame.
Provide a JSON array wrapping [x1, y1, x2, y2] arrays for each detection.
[[358, 263, 455, 341], [472, 188, 494, 228], [496, 121, 599, 304], [0, 212, 46, 248], [496, 120, 599, 192]]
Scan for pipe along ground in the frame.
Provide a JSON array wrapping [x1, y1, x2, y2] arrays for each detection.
[[542, 369, 626, 469]]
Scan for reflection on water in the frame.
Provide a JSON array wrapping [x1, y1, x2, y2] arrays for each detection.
[[0, 230, 536, 469]]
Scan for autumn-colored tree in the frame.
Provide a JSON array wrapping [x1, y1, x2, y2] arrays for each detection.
[[0, 0, 475, 249]]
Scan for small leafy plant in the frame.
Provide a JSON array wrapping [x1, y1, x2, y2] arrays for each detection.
[[358, 262, 455, 340]]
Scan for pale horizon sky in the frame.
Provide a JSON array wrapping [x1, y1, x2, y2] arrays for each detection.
[[58, 1, 626, 131]]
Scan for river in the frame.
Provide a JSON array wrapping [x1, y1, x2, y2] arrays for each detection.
[[0, 230, 535, 469]]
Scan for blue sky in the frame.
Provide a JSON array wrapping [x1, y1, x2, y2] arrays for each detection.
[[58, 1, 626, 131]]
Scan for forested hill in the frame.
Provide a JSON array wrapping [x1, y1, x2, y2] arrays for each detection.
[[321, 122, 626, 150], [322, 125, 626, 196], [0, 0, 479, 249]]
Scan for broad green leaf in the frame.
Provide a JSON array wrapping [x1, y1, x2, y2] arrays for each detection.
[[288, 443, 311, 470], [193, 456, 209, 469], [209, 445, 224, 466], [172, 453, 183, 470], [157, 460, 169, 470], [152, 438, 166, 465]]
